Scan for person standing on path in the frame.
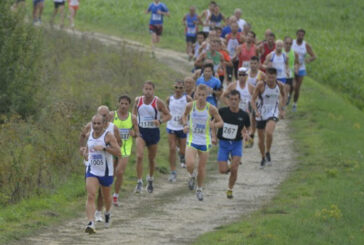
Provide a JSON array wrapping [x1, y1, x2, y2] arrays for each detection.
[[217, 89, 251, 199], [183, 6, 201, 61], [182, 84, 223, 201], [146, 0, 170, 57], [166, 80, 193, 181], [291, 29, 317, 112], [110, 95, 139, 207], [133, 81, 171, 194], [251, 68, 285, 169], [83, 114, 121, 234]]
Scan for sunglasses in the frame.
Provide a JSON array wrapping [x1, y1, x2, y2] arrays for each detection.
[[238, 73, 247, 76], [175, 86, 184, 89]]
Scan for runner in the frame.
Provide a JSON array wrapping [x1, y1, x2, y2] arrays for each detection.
[[166, 80, 193, 181], [251, 68, 285, 169], [283, 36, 299, 106], [183, 6, 201, 61], [193, 32, 206, 65], [263, 40, 290, 104], [234, 31, 257, 70], [225, 21, 242, 82], [132, 81, 171, 193], [195, 39, 224, 74], [221, 16, 239, 38], [51, 0, 65, 28], [83, 114, 121, 234], [32, 0, 44, 25], [182, 84, 223, 201], [200, 1, 217, 36], [259, 32, 276, 70], [209, 4, 225, 29], [217, 89, 251, 199], [184, 76, 196, 98], [68, 0, 79, 28], [195, 63, 222, 108], [234, 8, 247, 32], [146, 0, 170, 57], [216, 39, 233, 85], [110, 95, 139, 206], [292, 29, 317, 112]]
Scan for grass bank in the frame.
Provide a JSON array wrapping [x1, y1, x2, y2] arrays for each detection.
[[194, 77, 364, 244]]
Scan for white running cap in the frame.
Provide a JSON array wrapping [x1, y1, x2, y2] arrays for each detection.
[[238, 67, 248, 74]]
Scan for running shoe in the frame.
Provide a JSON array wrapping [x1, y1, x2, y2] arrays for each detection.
[[146, 179, 154, 193], [266, 152, 272, 166], [95, 211, 103, 222], [180, 154, 186, 168], [188, 176, 196, 190], [104, 213, 111, 228], [113, 196, 121, 207], [196, 189, 204, 201], [260, 158, 266, 169], [245, 137, 254, 148], [134, 181, 143, 194], [168, 171, 177, 183], [226, 190, 233, 199], [85, 222, 96, 234], [180, 162, 186, 168], [292, 104, 297, 112]]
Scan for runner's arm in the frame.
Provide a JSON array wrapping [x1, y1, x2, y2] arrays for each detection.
[[132, 97, 139, 118], [157, 99, 172, 125], [294, 52, 299, 74], [232, 45, 241, 61], [182, 14, 187, 26], [209, 106, 223, 129], [305, 43, 317, 63], [262, 53, 272, 70], [130, 114, 140, 137], [278, 82, 286, 118], [251, 82, 264, 117], [79, 122, 91, 156], [186, 95, 193, 102], [182, 102, 193, 133], [113, 125, 122, 147], [165, 96, 170, 108], [221, 83, 235, 105], [104, 134, 122, 158], [194, 52, 206, 67], [285, 55, 290, 78]]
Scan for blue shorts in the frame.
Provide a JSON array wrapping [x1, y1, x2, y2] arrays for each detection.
[[140, 127, 160, 146], [33, 0, 44, 6], [217, 140, 243, 161], [186, 35, 197, 43], [188, 143, 211, 152], [85, 172, 114, 187], [166, 128, 187, 138], [277, 78, 287, 84], [296, 69, 307, 77]]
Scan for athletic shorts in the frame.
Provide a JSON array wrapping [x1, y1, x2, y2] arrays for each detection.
[[33, 0, 44, 6], [121, 139, 133, 157], [217, 140, 243, 161], [295, 69, 307, 77], [256, 117, 279, 130], [54, 1, 65, 8], [188, 143, 211, 152], [186, 35, 197, 43], [286, 78, 293, 85], [149, 24, 163, 36], [166, 128, 187, 139], [277, 78, 286, 84], [139, 127, 160, 146], [85, 172, 114, 187]]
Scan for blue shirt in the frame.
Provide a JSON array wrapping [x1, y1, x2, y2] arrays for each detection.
[[196, 76, 222, 107], [147, 2, 168, 25], [221, 26, 242, 38]]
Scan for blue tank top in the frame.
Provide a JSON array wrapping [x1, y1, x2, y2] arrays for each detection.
[[210, 13, 223, 27], [186, 14, 198, 37]]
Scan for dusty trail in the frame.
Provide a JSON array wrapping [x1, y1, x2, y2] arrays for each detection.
[[17, 28, 296, 245]]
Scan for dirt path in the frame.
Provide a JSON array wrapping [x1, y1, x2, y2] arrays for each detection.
[[18, 29, 296, 245]]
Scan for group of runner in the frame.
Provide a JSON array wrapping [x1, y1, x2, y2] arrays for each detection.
[[79, 0, 317, 234]]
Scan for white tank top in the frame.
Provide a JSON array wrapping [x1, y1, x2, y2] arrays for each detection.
[[270, 51, 287, 79], [137, 96, 160, 129], [86, 130, 114, 177], [257, 83, 280, 121], [247, 69, 263, 87], [194, 42, 201, 59], [292, 40, 307, 71], [226, 37, 239, 58], [167, 95, 188, 131], [236, 82, 251, 112], [187, 102, 211, 146], [202, 9, 211, 32]]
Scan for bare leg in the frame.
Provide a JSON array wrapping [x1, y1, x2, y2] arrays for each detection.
[[135, 137, 146, 180], [168, 133, 177, 172], [228, 156, 240, 190], [147, 144, 158, 178], [100, 185, 112, 213], [196, 151, 209, 188], [96, 188, 103, 211], [86, 178, 99, 222], [293, 75, 304, 103], [178, 137, 187, 157], [265, 120, 276, 153], [59, 5, 65, 28], [257, 128, 265, 158], [114, 157, 128, 194], [185, 146, 197, 175]]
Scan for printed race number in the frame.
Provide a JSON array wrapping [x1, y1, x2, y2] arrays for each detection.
[[222, 123, 238, 139], [90, 154, 104, 166], [119, 129, 130, 140]]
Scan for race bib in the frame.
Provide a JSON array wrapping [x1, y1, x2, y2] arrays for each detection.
[[173, 116, 182, 123], [242, 61, 250, 68], [119, 128, 130, 140], [222, 123, 238, 139], [90, 153, 104, 166], [239, 100, 248, 111], [193, 123, 206, 134], [152, 14, 162, 21], [140, 121, 155, 128], [187, 27, 196, 35]]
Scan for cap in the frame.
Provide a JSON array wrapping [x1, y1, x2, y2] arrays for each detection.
[[238, 67, 248, 74]]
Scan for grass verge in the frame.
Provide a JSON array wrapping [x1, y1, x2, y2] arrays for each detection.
[[193, 77, 364, 244]]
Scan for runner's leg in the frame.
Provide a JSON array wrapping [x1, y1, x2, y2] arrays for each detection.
[[114, 157, 128, 195], [168, 133, 177, 172], [257, 128, 265, 158], [96, 188, 103, 212], [293, 75, 304, 103], [86, 177, 99, 222], [135, 137, 146, 180], [228, 156, 240, 190], [196, 151, 209, 188], [100, 185, 112, 214], [186, 146, 197, 175], [147, 144, 158, 178], [265, 120, 276, 153]]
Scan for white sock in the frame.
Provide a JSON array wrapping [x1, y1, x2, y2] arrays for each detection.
[[138, 179, 143, 183], [105, 211, 110, 216], [147, 175, 154, 181]]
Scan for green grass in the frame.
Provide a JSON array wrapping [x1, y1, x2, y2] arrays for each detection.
[[34, 0, 364, 110], [193, 78, 364, 244]]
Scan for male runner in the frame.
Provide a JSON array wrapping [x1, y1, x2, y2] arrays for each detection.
[[193, 32, 206, 64], [146, 0, 169, 57], [251, 68, 285, 169], [166, 80, 193, 181], [195, 63, 222, 107], [200, 1, 217, 36], [33, 0, 44, 25], [209, 4, 226, 29], [183, 6, 201, 61], [110, 95, 139, 206], [68, 0, 80, 29], [195, 39, 225, 74], [184, 76, 196, 98], [51, 0, 65, 28], [182, 84, 223, 201], [133, 81, 171, 193], [234, 31, 257, 70], [218, 90, 251, 199], [225, 22, 242, 82], [283, 36, 299, 105], [234, 8, 247, 32], [83, 114, 121, 234], [259, 32, 276, 69], [292, 29, 317, 112]]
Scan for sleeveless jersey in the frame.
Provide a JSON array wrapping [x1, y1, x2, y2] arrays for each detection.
[[185, 14, 198, 37], [137, 96, 160, 129], [247, 69, 263, 87], [239, 43, 256, 69], [270, 51, 287, 80], [226, 33, 240, 58], [292, 40, 307, 71], [194, 42, 202, 59], [284, 49, 295, 78], [207, 50, 222, 72], [261, 42, 275, 64], [113, 111, 133, 142], [210, 13, 223, 27], [167, 95, 188, 131], [69, 0, 79, 6], [187, 101, 211, 146], [202, 9, 211, 32], [236, 82, 251, 112], [86, 130, 113, 177], [257, 82, 280, 121]]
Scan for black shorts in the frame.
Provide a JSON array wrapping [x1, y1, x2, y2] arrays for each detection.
[[256, 117, 279, 129], [54, 1, 65, 8], [139, 127, 160, 146], [149, 24, 163, 36], [286, 78, 293, 86], [186, 35, 196, 43]]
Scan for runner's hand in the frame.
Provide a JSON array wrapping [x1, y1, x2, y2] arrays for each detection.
[[255, 111, 261, 118], [79, 147, 86, 157], [183, 125, 189, 134], [280, 110, 285, 119], [154, 120, 161, 127]]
